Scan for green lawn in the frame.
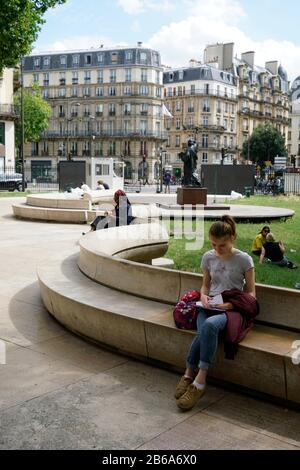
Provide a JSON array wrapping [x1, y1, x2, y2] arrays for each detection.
[[166, 195, 300, 289], [0, 191, 30, 197]]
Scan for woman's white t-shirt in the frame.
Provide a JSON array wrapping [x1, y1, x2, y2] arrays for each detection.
[[201, 249, 254, 296]]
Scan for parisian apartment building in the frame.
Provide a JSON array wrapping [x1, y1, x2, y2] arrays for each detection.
[[163, 60, 238, 172], [163, 43, 291, 174], [288, 76, 300, 168], [22, 43, 165, 181], [0, 68, 17, 171], [204, 43, 290, 164]]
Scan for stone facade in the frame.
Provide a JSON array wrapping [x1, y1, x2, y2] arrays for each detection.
[[22, 44, 165, 181], [0, 68, 17, 170]]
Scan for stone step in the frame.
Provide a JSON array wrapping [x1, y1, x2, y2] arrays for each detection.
[[38, 249, 300, 405]]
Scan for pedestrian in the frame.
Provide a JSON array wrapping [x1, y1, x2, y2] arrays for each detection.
[[251, 226, 270, 255], [175, 215, 257, 411], [163, 171, 171, 193], [89, 189, 134, 232], [259, 232, 297, 268], [96, 180, 110, 190]]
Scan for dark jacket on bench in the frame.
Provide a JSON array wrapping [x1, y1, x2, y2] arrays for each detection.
[[222, 289, 260, 359]]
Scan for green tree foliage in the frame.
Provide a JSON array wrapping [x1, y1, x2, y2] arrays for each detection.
[[0, 0, 66, 72], [14, 85, 51, 146], [242, 123, 287, 166]]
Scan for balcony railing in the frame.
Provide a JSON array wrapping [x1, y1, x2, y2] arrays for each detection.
[[42, 130, 168, 139], [165, 88, 237, 100], [0, 104, 19, 118]]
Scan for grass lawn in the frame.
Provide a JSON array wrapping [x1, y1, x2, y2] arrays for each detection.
[[0, 191, 30, 197], [166, 195, 300, 289]]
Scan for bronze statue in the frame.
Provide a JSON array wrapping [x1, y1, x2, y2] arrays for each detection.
[[179, 138, 201, 186]]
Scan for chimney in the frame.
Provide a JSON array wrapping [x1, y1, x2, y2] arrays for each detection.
[[241, 51, 255, 69], [265, 60, 278, 75], [137, 41, 143, 47]]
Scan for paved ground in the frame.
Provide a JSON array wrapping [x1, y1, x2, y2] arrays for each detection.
[[1, 196, 300, 450]]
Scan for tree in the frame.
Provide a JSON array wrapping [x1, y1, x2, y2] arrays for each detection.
[[14, 85, 51, 149], [242, 123, 287, 167], [0, 0, 66, 73]]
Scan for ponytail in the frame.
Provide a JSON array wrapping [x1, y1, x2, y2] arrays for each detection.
[[209, 215, 236, 239]]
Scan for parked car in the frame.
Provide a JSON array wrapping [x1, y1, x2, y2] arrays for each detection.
[[0, 173, 27, 191]]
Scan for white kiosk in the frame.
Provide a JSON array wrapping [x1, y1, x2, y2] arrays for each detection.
[[86, 158, 124, 190]]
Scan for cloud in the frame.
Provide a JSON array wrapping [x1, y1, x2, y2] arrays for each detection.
[[147, 0, 300, 81], [118, 0, 174, 15], [33, 35, 126, 53]]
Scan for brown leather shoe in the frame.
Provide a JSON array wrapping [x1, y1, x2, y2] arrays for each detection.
[[174, 376, 193, 399], [176, 383, 206, 410]]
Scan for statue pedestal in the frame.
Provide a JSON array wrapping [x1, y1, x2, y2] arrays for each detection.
[[177, 187, 208, 206]]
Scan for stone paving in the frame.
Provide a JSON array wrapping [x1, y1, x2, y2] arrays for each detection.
[[0, 196, 300, 450]]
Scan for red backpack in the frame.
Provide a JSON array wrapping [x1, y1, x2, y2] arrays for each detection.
[[173, 290, 201, 330]]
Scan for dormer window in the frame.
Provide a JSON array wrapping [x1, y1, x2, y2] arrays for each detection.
[[60, 55, 67, 66], [169, 73, 173, 82], [97, 53, 104, 63], [34, 57, 40, 68], [43, 57, 50, 67], [178, 70, 184, 80], [111, 52, 118, 63], [85, 54, 92, 65]]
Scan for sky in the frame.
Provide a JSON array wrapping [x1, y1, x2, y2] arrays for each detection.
[[33, 0, 300, 82]]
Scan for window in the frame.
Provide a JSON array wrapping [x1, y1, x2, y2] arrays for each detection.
[[175, 135, 181, 147], [97, 70, 103, 83], [96, 104, 103, 116], [124, 120, 131, 134], [60, 55, 67, 66], [140, 103, 148, 115], [205, 83, 209, 94], [178, 70, 184, 80], [96, 87, 103, 97], [167, 87, 173, 97], [110, 69, 116, 83], [111, 52, 118, 63], [124, 142, 131, 157], [156, 87, 161, 98], [230, 120, 234, 132], [72, 71, 78, 84], [72, 55, 79, 65], [109, 141, 116, 155], [125, 68, 131, 82], [97, 53, 104, 63], [33, 73, 39, 83], [176, 118, 181, 130], [176, 101, 181, 111], [108, 86, 116, 96], [202, 153, 208, 163], [141, 69, 148, 82], [83, 87, 90, 97], [71, 87, 78, 97], [95, 142, 103, 156], [59, 72, 66, 85], [203, 99, 210, 112], [188, 101, 194, 113], [156, 71, 160, 84], [58, 88, 66, 97], [140, 120, 148, 135], [191, 84, 195, 95], [125, 50, 133, 61], [109, 103, 116, 116], [223, 118, 228, 129], [140, 85, 149, 95], [84, 70, 91, 83], [124, 103, 131, 115], [85, 54, 92, 65], [153, 52, 159, 66], [43, 57, 50, 67], [43, 89, 49, 99], [216, 100, 221, 113], [0, 123, 5, 145], [84, 105, 90, 117], [202, 115, 209, 126], [34, 57, 40, 67], [140, 52, 147, 63], [96, 121, 102, 133], [224, 102, 229, 113], [124, 86, 131, 95], [188, 116, 194, 128], [178, 86, 183, 96], [202, 134, 208, 148], [59, 105, 65, 117]]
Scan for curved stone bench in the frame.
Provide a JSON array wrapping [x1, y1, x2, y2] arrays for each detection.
[[38, 247, 300, 405]]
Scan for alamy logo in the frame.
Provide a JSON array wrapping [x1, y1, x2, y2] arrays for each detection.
[[0, 340, 6, 365], [291, 340, 300, 365]]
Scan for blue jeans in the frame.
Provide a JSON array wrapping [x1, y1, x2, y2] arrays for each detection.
[[186, 307, 227, 370]]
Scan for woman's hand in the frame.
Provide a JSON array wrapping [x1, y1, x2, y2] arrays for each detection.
[[200, 294, 211, 308]]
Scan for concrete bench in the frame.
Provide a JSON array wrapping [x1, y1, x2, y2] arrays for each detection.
[[38, 248, 300, 405]]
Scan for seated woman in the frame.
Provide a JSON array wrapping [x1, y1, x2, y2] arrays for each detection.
[[259, 233, 297, 268], [251, 226, 270, 255], [90, 189, 134, 232], [96, 180, 110, 190]]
